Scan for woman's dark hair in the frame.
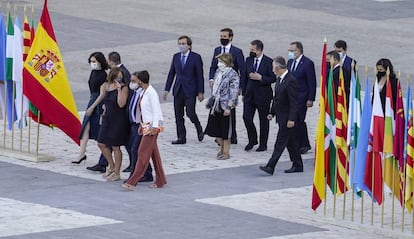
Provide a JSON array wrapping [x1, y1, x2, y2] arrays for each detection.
[[88, 52, 109, 70], [137, 70, 150, 84], [376, 58, 395, 78]]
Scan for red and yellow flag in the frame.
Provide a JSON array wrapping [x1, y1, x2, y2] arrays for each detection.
[[335, 67, 349, 194], [312, 38, 327, 210], [405, 86, 414, 212], [22, 0, 80, 145]]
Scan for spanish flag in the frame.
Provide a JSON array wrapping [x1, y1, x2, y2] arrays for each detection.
[[23, 0, 81, 145]]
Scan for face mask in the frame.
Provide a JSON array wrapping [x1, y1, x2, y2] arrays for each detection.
[[338, 52, 344, 60], [376, 71, 386, 79], [249, 51, 257, 58], [90, 62, 98, 70], [217, 62, 226, 71], [288, 51, 295, 60], [178, 45, 187, 53], [129, 82, 139, 90], [220, 38, 230, 46]]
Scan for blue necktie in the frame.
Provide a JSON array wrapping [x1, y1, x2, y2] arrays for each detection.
[[253, 58, 258, 72], [291, 60, 297, 72], [222, 46, 225, 54], [129, 91, 138, 122], [181, 55, 186, 69]]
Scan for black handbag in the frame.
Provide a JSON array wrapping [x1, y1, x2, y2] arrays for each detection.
[[206, 96, 215, 109]]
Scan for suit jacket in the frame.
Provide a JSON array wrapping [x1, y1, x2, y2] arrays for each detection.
[[270, 72, 298, 124], [165, 51, 204, 98], [209, 44, 245, 88], [120, 64, 131, 85], [287, 55, 316, 105], [243, 54, 276, 103]]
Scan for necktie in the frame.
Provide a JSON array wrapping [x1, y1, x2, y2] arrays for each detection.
[[291, 60, 297, 72], [222, 46, 225, 54], [253, 58, 258, 72], [129, 91, 138, 122], [181, 55, 186, 69]]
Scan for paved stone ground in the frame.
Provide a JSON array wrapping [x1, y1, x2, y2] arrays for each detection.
[[1, 0, 414, 238]]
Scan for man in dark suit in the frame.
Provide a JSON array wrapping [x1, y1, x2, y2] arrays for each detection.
[[87, 51, 132, 173], [326, 50, 342, 96], [286, 42, 316, 154], [163, 35, 204, 145], [260, 56, 303, 175], [242, 40, 276, 152], [334, 40, 354, 105], [209, 28, 245, 144]]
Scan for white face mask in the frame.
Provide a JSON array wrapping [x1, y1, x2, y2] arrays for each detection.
[[217, 62, 226, 71], [90, 62, 99, 70], [129, 82, 139, 90]]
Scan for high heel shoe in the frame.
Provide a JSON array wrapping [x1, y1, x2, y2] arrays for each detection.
[[71, 155, 87, 164]]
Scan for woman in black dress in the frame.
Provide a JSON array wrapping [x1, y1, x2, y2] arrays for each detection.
[[97, 67, 130, 181], [72, 52, 109, 164], [375, 58, 398, 115]]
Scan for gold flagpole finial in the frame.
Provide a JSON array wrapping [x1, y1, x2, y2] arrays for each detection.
[[323, 37, 327, 43], [24, 5, 27, 16], [31, 5, 34, 20], [7, 2, 10, 12], [330, 55, 334, 68], [13, 4, 17, 18]]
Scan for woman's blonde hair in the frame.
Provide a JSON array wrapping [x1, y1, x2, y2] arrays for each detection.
[[217, 53, 233, 67]]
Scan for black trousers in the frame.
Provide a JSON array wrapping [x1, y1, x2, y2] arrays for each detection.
[[243, 100, 270, 147], [173, 87, 202, 140], [297, 103, 310, 149], [266, 122, 303, 170]]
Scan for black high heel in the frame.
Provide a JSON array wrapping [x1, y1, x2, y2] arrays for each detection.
[[72, 155, 87, 164]]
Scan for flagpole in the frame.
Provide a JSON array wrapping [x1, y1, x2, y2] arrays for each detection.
[[361, 64, 370, 225], [400, 70, 406, 232], [331, 56, 338, 218], [408, 73, 414, 235], [36, 111, 40, 157]]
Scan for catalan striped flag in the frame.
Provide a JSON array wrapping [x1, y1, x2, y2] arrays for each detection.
[[22, 0, 81, 145], [312, 39, 328, 210], [405, 86, 414, 212], [335, 67, 349, 194]]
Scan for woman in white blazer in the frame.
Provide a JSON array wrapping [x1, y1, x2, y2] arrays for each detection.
[[123, 70, 167, 190]]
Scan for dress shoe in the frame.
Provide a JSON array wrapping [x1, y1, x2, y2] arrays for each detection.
[[171, 139, 186, 145], [139, 176, 154, 182], [71, 155, 87, 164], [256, 146, 267, 152], [244, 143, 258, 151], [86, 164, 106, 173], [122, 167, 132, 173], [197, 131, 204, 142], [231, 138, 237, 144], [300, 146, 311, 154], [284, 167, 303, 173], [259, 165, 274, 175]]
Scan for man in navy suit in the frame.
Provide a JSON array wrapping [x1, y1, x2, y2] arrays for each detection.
[[209, 28, 245, 144], [334, 40, 355, 104], [163, 35, 205, 145], [259, 56, 303, 175], [286, 42, 316, 154], [242, 40, 276, 152]]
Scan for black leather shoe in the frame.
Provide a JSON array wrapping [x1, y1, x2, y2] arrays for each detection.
[[231, 138, 237, 144], [139, 176, 154, 182], [86, 164, 106, 173], [122, 167, 132, 173], [284, 167, 303, 173], [259, 165, 274, 175], [244, 143, 257, 151], [300, 146, 311, 154], [256, 146, 267, 152], [172, 139, 186, 145], [197, 131, 204, 142]]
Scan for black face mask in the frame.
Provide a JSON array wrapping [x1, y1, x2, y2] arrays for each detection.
[[249, 51, 257, 58], [376, 71, 386, 79], [220, 38, 230, 46]]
